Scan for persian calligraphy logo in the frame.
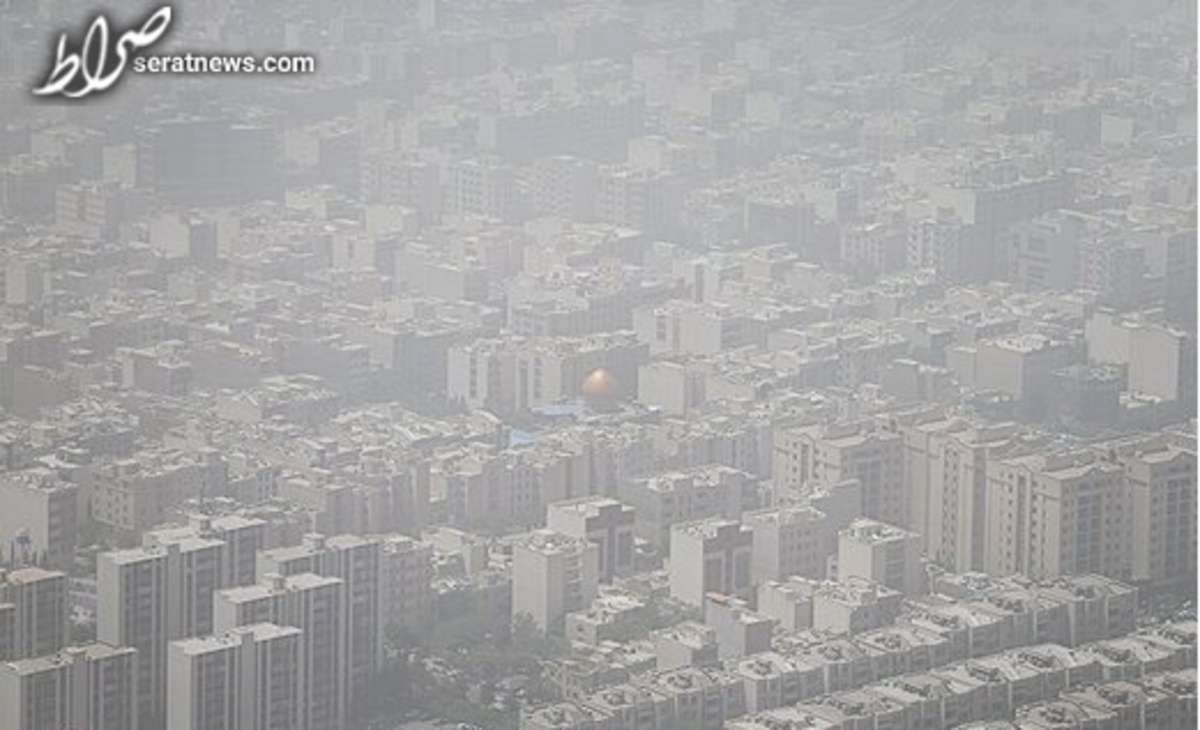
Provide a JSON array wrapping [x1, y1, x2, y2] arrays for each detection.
[[33, 5, 172, 99]]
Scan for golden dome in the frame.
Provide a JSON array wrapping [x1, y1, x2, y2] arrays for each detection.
[[580, 369, 620, 400]]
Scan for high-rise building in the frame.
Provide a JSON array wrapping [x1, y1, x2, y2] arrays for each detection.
[[167, 623, 302, 730], [903, 416, 1041, 572], [668, 518, 754, 607], [97, 536, 225, 730], [143, 534, 228, 638], [313, 536, 379, 723], [546, 497, 636, 583], [1101, 434, 1197, 592], [257, 533, 381, 721], [837, 518, 924, 597], [206, 515, 268, 588], [511, 529, 600, 634], [985, 451, 1130, 581], [96, 545, 169, 730], [773, 421, 907, 526], [377, 534, 434, 644], [0, 643, 136, 730], [0, 566, 68, 660], [214, 573, 344, 730]]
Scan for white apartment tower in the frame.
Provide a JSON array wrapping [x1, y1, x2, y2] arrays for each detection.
[[167, 623, 302, 730], [146, 513, 267, 590], [97, 545, 171, 730], [0, 643, 136, 730], [0, 566, 68, 660], [256, 533, 382, 720], [213, 572, 344, 730]]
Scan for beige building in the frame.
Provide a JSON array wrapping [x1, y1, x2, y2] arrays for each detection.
[[1085, 310, 1195, 404], [511, 529, 600, 634], [811, 577, 906, 635], [563, 590, 652, 645], [704, 594, 775, 661], [985, 451, 1130, 581], [773, 421, 906, 526], [744, 504, 827, 584], [445, 337, 519, 414], [1101, 434, 1197, 591], [0, 643, 136, 730], [621, 465, 756, 552], [636, 360, 707, 415], [668, 518, 754, 607], [947, 333, 1075, 421], [167, 623, 301, 730], [546, 497, 636, 582], [902, 415, 1041, 572], [837, 518, 924, 597]]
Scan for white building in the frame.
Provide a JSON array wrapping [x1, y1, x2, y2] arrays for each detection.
[[97, 539, 223, 730], [985, 451, 1130, 581], [668, 518, 754, 607], [214, 573, 345, 730], [377, 534, 434, 643], [837, 518, 924, 597], [0, 643, 136, 730], [257, 533, 382, 722], [167, 623, 301, 730], [0, 469, 77, 572], [0, 567, 67, 661], [546, 496, 636, 582], [773, 422, 907, 527], [511, 529, 600, 634], [744, 504, 827, 584]]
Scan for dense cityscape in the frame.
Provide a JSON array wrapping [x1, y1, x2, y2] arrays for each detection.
[[0, 0, 1196, 729]]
